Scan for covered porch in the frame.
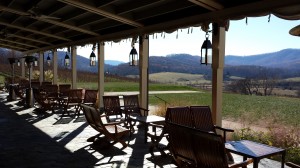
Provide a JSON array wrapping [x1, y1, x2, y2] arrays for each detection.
[[1, 0, 300, 126]]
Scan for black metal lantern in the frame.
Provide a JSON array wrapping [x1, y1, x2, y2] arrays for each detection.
[[201, 32, 212, 65], [64, 52, 70, 67], [8, 57, 18, 66], [24, 55, 38, 68], [90, 44, 96, 66], [46, 53, 51, 66], [129, 46, 138, 66]]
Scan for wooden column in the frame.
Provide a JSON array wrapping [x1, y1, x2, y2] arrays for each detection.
[[21, 58, 25, 78], [39, 52, 44, 83], [98, 42, 105, 108], [71, 46, 77, 89], [211, 23, 226, 126], [139, 35, 149, 116], [52, 49, 58, 84]]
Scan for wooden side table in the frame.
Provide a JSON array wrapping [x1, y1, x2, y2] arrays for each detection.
[[225, 140, 286, 168], [130, 115, 165, 143]]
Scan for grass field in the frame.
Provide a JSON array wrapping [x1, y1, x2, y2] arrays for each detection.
[[149, 91, 300, 127], [149, 72, 210, 84], [77, 81, 198, 92]]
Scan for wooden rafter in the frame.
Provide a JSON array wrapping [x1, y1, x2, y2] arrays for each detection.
[[0, 43, 27, 51], [0, 21, 70, 41], [10, 34, 53, 45], [0, 38, 38, 48], [0, 5, 99, 36], [57, 0, 144, 27], [188, 0, 223, 11]]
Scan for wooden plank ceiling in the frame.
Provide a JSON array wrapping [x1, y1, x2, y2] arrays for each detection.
[[0, 0, 299, 54]]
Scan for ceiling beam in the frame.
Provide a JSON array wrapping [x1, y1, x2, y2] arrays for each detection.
[[0, 21, 71, 41], [0, 5, 99, 36], [0, 38, 38, 48], [10, 34, 53, 45], [187, 0, 223, 11], [0, 43, 27, 51], [57, 0, 144, 27]]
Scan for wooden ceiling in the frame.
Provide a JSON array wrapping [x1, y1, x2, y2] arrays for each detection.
[[0, 0, 299, 54]]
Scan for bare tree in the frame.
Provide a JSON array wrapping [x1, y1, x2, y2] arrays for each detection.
[[257, 69, 278, 96]]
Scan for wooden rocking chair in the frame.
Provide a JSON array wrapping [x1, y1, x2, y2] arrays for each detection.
[[103, 95, 123, 122], [148, 106, 191, 157], [123, 95, 149, 130], [166, 122, 253, 168], [81, 104, 130, 149], [190, 106, 234, 141]]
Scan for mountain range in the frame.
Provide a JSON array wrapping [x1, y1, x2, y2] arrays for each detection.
[[106, 49, 300, 77], [1, 48, 300, 79], [225, 49, 300, 69]]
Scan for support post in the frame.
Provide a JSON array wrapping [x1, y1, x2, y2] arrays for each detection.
[[98, 42, 105, 108], [39, 52, 44, 83], [53, 49, 58, 84], [139, 35, 149, 116], [211, 23, 226, 126], [21, 58, 25, 78], [71, 46, 77, 89]]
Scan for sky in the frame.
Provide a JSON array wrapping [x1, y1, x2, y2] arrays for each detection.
[[76, 15, 299, 62]]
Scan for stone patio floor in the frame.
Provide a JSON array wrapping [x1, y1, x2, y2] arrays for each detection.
[[0, 91, 288, 168]]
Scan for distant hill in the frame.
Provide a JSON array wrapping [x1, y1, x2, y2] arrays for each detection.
[[108, 49, 300, 79], [1, 48, 300, 79], [225, 49, 300, 69], [105, 60, 124, 66]]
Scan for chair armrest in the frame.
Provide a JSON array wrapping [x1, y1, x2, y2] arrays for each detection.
[[103, 119, 125, 126], [286, 162, 300, 168], [139, 107, 149, 111], [214, 125, 234, 132], [148, 122, 164, 129], [214, 125, 234, 141], [229, 158, 253, 168]]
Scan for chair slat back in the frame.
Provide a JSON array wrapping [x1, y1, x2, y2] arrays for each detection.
[[165, 106, 193, 127], [166, 122, 196, 166], [192, 126, 228, 168], [103, 96, 122, 116], [123, 95, 141, 115], [167, 122, 229, 168], [67, 89, 83, 103], [81, 104, 104, 132], [83, 89, 98, 105], [43, 84, 59, 98], [59, 84, 71, 96], [190, 106, 216, 133]]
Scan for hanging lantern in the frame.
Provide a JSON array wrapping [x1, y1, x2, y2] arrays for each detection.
[[90, 44, 96, 66], [46, 53, 51, 66], [24, 56, 38, 68], [200, 31, 212, 65], [64, 52, 70, 66], [129, 44, 138, 66]]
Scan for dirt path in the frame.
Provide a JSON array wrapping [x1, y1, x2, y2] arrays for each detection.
[[222, 119, 269, 132]]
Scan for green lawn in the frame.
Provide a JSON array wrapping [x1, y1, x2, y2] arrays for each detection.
[[77, 82, 198, 92], [149, 92, 300, 127]]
